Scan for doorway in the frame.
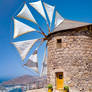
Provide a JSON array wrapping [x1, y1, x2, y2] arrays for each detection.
[[56, 72, 64, 90]]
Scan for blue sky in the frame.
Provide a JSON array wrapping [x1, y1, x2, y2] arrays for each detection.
[[0, 0, 92, 82]]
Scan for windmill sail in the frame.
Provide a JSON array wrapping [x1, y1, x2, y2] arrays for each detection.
[[43, 2, 55, 26], [55, 11, 64, 28], [29, 1, 47, 20], [12, 39, 38, 60], [13, 19, 36, 38], [24, 49, 39, 72], [41, 50, 47, 77], [17, 4, 37, 24]]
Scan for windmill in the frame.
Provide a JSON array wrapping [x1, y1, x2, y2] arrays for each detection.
[[12, 0, 64, 76]]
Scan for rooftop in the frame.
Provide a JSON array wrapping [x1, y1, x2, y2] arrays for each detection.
[[53, 19, 92, 32]]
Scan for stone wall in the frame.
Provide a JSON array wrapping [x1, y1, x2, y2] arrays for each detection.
[[47, 29, 92, 92]]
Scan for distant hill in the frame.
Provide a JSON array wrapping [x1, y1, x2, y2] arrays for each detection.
[[1, 75, 47, 86]]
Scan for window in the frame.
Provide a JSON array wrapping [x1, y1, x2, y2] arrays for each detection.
[[57, 39, 62, 48], [59, 74, 63, 79]]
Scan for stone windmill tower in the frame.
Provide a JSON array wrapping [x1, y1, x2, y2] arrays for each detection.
[[11, 0, 92, 91], [47, 19, 92, 92]]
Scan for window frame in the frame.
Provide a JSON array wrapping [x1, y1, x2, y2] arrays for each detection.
[[56, 39, 62, 48]]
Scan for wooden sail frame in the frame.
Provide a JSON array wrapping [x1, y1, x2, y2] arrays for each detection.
[[12, 0, 64, 74]]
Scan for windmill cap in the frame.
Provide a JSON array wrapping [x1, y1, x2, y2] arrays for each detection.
[[48, 19, 92, 36]]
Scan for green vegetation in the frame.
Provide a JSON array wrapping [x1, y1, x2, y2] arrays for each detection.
[[47, 84, 53, 89], [64, 86, 69, 92]]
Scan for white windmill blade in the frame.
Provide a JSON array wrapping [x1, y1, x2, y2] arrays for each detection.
[[29, 0, 47, 20], [24, 49, 39, 73], [55, 11, 64, 28], [41, 56, 47, 77], [41, 49, 47, 77], [17, 4, 37, 24], [43, 2, 55, 27], [12, 39, 39, 60], [13, 18, 36, 38]]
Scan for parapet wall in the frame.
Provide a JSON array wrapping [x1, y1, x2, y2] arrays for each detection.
[[26, 88, 47, 92]]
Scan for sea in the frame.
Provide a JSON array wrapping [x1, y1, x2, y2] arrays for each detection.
[[9, 88, 22, 92], [0, 79, 9, 83], [0, 80, 23, 92]]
